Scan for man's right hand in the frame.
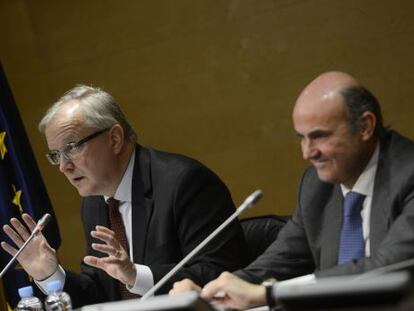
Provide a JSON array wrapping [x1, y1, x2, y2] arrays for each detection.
[[1, 213, 58, 280]]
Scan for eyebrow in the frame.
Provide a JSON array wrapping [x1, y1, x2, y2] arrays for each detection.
[[295, 128, 332, 138], [48, 140, 77, 153]]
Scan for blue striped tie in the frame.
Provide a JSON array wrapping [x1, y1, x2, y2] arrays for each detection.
[[338, 191, 366, 264]]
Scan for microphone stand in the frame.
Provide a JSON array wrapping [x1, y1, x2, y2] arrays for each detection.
[[141, 190, 263, 300]]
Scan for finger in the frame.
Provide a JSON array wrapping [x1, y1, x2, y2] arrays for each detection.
[[95, 225, 115, 235], [22, 213, 37, 232], [10, 218, 31, 241], [170, 284, 194, 295], [176, 279, 201, 293], [212, 291, 226, 299], [201, 281, 226, 300], [3, 224, 25, 248], [1, 241, 18, 256], [209, 297, 231, 308], [84, 256, 105, 269], [91, 243, 119, 257], [99, 256, 121, 264], [90, 230, 116, 244]]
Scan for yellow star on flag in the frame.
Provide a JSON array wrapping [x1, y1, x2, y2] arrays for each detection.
[[12, 184, 23, 214], [0, 131, 7, 159], [7, 303, 13, 311]]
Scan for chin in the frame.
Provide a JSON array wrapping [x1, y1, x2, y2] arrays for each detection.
[[76, 189, 88, 197], [76, 186, 93, 197], [316, 171, 338, 184]]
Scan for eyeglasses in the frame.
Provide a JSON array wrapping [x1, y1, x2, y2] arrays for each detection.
[[46, 128, 110, 165]]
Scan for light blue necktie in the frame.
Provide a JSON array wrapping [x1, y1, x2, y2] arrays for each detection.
[[338, 191, 366, 264]]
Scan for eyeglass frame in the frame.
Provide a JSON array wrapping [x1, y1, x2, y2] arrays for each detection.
[[46, 127, 111, 165]]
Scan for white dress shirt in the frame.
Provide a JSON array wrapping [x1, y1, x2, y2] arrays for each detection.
[[36, 150, 155, 296]]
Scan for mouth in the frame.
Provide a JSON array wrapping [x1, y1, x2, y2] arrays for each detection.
[[72, 176, 85, 185], [311, 159, 329, 168]]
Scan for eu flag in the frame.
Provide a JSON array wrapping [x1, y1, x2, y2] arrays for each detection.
[[0, 63, 61, 309]]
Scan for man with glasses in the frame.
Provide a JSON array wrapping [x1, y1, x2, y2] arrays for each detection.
[[1, 85, 246, 308]]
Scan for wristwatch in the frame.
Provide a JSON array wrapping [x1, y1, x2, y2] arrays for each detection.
[[261, 278, 277, 309]]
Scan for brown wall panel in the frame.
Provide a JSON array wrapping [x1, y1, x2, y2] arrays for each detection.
[[0, 0, 413, 271]]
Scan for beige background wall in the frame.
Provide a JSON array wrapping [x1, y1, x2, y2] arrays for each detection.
[[0, 0, 413, 272]]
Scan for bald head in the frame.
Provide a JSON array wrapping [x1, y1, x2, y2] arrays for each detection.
[[294, 71, 384, 138], [295, 71, 360, 114], [292, 71, 383, 187]]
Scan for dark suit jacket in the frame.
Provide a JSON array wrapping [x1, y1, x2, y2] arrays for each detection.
[[236, 130, 414, 283], [64, 145, 247, 307]]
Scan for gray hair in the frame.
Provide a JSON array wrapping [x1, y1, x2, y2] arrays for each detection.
[[38, 85, 137, 142]]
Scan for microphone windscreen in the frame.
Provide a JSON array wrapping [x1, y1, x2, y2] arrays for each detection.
[[34, 213, 52, 233]]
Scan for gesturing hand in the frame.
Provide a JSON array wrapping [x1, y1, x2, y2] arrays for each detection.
[[83, 225, 136, 286], [1, 213, 58, 280]]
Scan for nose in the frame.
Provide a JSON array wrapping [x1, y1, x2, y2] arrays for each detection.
[[301, 138, 318, 160], [59, 156, 74, 173]]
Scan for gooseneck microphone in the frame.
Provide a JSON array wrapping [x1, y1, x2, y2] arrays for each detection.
[[0, 213, 52, 278], [141, 190, 263, 300]]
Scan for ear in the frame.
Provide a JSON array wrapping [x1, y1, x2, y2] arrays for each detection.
[[359, 111, 376, 141], [108, 124, 124, 154]]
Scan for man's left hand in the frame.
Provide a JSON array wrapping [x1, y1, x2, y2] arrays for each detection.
[[201, 272, 266, 310], [84, 225, 136, 286], [169, 278, 201, 295]]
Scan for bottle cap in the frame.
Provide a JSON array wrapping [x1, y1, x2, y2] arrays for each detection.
[[18, 286, 33, 298], [46, 280, 62, 293]]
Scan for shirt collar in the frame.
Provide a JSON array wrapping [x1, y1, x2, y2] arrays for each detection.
[[340, 143, 380, 197], [104, 150, 135, 204]]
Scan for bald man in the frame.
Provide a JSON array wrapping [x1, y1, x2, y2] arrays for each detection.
[[171, 72, 414, 309]]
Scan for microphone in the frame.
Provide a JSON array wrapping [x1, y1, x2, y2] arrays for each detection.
[[140, 190, 263, 300], [0, 213, 52, 278]]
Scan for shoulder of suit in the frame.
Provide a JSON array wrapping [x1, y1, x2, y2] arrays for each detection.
[[382, 130, 414, 154], [380, 130, 414, 167], [144, 145, 207, 170]]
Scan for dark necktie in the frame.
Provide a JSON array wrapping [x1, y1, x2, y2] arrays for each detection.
[[337, 191, 366, 264], [107, 198, 137, 299]]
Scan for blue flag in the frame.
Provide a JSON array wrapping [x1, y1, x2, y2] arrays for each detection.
[[0, 63, 61, 308]]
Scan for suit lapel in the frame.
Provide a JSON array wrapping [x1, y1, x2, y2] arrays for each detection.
[[83, 196, 110, 231], [131, 145, 154, 264], [370, 141, 391, 253], [98, 198, 110, 227], [320, 185, 343, 269]]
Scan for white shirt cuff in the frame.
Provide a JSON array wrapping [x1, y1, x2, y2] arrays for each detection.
[[34, 265, 66, 294], [126, 264, 154, 296]]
